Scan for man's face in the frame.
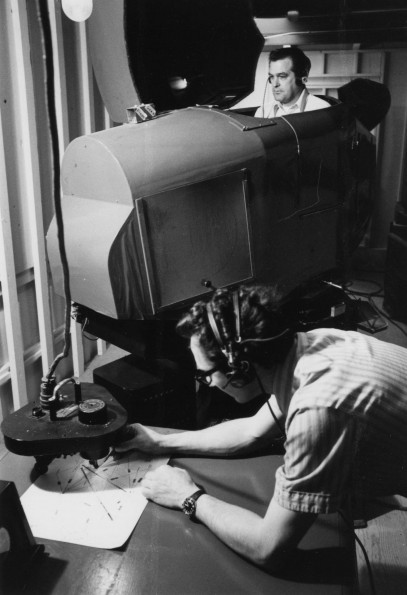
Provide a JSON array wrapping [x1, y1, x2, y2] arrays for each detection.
[[190, 335, 260, 404], [268, 57, 303, 106]]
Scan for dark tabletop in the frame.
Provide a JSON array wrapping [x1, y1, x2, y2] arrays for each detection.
[[0, 449, 356, 595]]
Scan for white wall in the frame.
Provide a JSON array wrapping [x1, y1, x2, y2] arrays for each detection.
[[0, 0, 103, 424]]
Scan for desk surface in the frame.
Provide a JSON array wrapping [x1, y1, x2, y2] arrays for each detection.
[[0, 449, 356, 595]]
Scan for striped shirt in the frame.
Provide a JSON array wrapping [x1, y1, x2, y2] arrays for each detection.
[[270, 328, 407, 514]]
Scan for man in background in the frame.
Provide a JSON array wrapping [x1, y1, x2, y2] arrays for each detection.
[[255, 46, 330, 118]]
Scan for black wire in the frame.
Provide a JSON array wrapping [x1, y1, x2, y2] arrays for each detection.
[[367, 298, 407, 340], [37, 0, 72, 378], [338, 510, 377, 595], [81, 318, 99, 342], [325, 279, 407, 339], [253, 368, 286, 439], [260, 77, 269, 117]]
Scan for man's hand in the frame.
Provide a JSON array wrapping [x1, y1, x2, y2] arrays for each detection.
[[141, 465, 199, 509], [115, 423, 164, 455]]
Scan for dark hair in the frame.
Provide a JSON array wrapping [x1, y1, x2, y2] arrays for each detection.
[[176, 285, 295, 368], [268, 47, 311, 82]]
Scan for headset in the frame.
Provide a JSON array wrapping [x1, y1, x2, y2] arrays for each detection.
[[206, 290, 290, 385], [206, 290, 288, 436], [266, 72, 308, 88], [206, 290, 252, 388], [296, 75, 308, 88]]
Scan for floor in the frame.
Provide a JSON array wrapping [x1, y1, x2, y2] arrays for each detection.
[[341, 271, 407, 595]]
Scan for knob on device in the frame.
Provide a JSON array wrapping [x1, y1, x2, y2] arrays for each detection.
[[0, 382, 128, 471], [78, 399, 108, 425]]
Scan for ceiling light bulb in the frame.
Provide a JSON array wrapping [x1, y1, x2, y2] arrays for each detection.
[[62, 0, 93, 22]]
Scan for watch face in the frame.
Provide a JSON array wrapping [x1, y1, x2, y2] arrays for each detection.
[[182, 497, 195, 516]]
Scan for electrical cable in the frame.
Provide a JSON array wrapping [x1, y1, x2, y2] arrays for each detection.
[[367, 298, 407, 340], [324, 280, 407, 339], [239, 328, 291, 344], [280, 115, 300, 155], [37, 0, 72, 378], [338, 510, 377, 595], [260, 77, 269, 118], [253, 368, 286, 439], [81, 318, 99, 342]]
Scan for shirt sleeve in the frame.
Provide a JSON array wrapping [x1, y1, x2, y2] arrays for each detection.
[[273, 407, 356, 514]]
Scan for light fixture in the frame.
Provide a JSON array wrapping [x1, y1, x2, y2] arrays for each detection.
[[61, 0, 93, 22], [287, 10, 300, 21], [168, 76, 188, 91]]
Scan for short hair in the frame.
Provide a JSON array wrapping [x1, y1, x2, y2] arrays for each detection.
[[268, 47, 311, 80], [176, 285, 295, 368]]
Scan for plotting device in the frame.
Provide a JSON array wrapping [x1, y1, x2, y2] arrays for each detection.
[[1, 381, 128, 473], [1, 0, 391, 464], [46, 0, 389, 325]]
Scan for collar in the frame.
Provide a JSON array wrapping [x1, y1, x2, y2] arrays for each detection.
[[274, 88, 309, 116], [268, 333, 310, 414]]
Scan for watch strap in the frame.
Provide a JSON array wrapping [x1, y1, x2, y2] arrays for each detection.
[[182, 487, 206, 521]]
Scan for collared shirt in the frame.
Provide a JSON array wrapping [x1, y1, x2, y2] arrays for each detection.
[[255, 88, 330, 119], [270, 328, 407, 514]]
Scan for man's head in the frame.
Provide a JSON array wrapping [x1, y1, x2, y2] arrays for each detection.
[[176, 285, 294, 402], [268, 47, 311, 106]]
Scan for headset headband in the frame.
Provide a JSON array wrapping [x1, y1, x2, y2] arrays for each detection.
[[206, 291, 241, 366], [233, 291, 241, 342], [206, 291, 290, 366], [206, 302, 225, 352]]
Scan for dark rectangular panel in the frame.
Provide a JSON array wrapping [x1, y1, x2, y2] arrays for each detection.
[[136, 170, 254, 313]]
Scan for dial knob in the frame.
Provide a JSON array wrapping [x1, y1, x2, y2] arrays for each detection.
[[78, 399, 108, 425]]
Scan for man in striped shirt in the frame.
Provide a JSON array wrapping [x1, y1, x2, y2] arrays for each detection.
[[117, 285, 407, 571]]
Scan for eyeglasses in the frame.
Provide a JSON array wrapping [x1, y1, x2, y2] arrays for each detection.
[[194, 365, 222, 386]]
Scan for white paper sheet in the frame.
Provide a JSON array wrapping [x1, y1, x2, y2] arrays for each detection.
[[21, 451, 169, 549]]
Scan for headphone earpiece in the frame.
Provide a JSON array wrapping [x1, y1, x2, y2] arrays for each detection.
[[295, 77, 307, 87], [206, 292, 256, 388]]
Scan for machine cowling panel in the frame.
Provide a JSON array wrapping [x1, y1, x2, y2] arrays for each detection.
[[133, 170, 254, 315], [47, 104, 377, 320]]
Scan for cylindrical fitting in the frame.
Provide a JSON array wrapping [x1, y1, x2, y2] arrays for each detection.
[[40, 376, 57, 409], [78, 399, 108, 425]]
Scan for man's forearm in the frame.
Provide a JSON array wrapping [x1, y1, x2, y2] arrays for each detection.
[[193, 495, 316, 571], [155, 417, 265, 456], [118, 400, 281, 457], [193, 494, 274, 568]]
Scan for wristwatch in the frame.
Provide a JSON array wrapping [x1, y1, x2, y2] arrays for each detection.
[[181, 487, 206, 521]]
